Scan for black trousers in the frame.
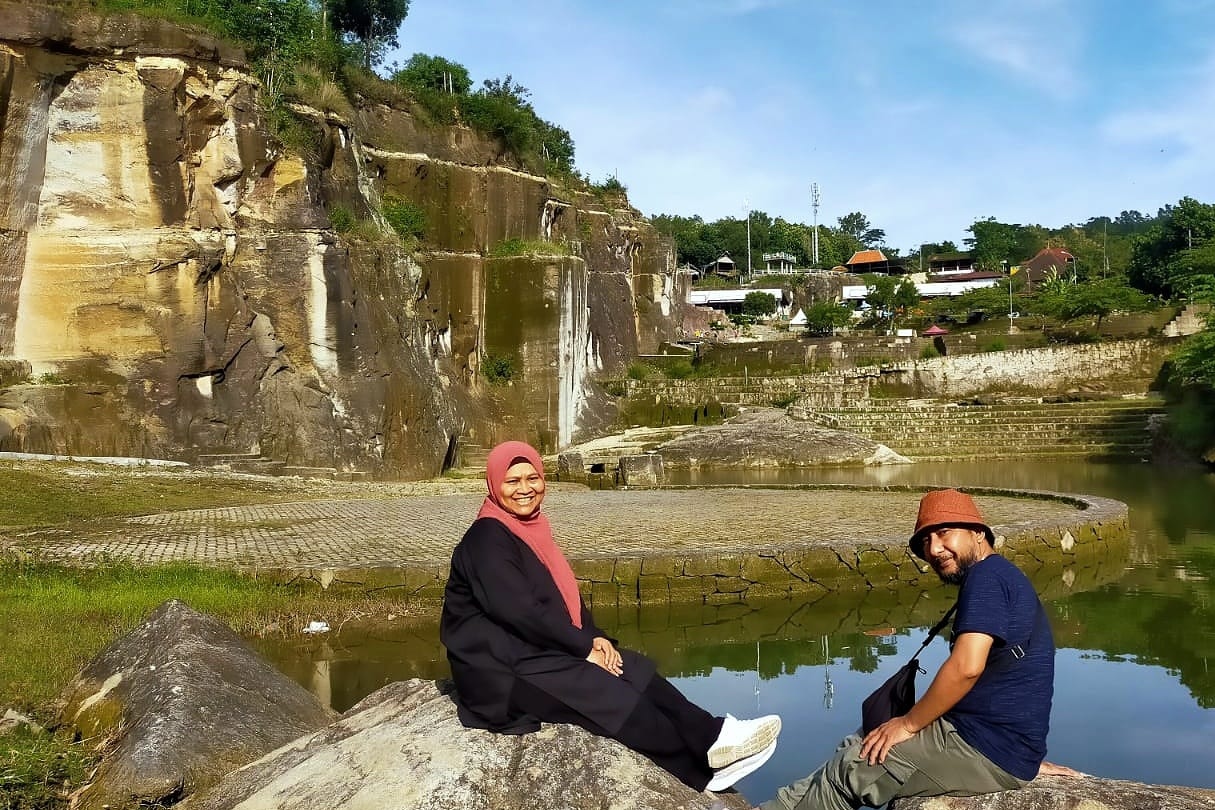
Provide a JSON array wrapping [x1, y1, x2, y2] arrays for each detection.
[[510, 672, 724, 790]]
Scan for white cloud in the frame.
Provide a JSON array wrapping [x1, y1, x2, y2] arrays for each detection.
[[948, 4, 1084, 99]]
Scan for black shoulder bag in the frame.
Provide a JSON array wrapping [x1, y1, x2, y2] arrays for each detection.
[[861, 603, 957, 735]]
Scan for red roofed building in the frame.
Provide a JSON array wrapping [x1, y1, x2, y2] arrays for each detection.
[[846, 249, 906, 275], [1019, 247, 1077, 287]]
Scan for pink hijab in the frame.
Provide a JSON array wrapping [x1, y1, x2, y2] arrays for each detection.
[[477, 441, 582, 628]]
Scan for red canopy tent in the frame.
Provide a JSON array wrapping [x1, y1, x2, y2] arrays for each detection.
[[921, 324, 949, 336]]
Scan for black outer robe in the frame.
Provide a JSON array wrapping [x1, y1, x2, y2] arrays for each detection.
[[440, 516, 657, 735]]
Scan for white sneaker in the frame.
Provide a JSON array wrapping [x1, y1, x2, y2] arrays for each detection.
[[707, 713, 782, 769], [706, 737, 778, 792]]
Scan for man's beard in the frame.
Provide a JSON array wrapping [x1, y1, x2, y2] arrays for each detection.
[[935, 554, 980, 585], [938, 568, 967, 585]]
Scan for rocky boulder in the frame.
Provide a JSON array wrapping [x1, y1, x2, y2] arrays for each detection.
[[657, 408, 911, 468], [889, 775, 1215, 810], [183, 679, 750, 810], [57, 599, 335, 810]]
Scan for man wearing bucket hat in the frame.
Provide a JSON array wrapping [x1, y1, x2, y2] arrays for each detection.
[[760, 489, 1056, 810]]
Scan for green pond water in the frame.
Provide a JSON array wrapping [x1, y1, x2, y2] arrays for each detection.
[[254, 460, 1215, 802]]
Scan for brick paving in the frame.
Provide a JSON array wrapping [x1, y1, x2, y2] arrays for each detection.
[[14, 487, 1087, 571]]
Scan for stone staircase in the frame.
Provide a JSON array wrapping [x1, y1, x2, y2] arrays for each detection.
[[1163, 304, 1210, 338], [796, 397, 1166, 462]]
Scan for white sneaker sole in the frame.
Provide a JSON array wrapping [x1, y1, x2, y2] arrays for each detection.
[[706, 738, 779, 792], [708, 715, 782, 769]]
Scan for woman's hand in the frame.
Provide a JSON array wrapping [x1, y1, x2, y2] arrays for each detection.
[[587, 637, 623, 676]]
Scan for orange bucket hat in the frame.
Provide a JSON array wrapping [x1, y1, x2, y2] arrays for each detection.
[[909, 489, 995, 560]]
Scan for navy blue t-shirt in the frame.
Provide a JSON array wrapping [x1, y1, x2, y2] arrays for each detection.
[[945, 554, 1055, 781]]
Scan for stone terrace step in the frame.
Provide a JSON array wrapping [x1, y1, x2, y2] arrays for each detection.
[[809, 397, 1162, 461], [280, 466, 339, 479]]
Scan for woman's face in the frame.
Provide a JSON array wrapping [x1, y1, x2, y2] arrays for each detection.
[[497, 461, 545, 518]]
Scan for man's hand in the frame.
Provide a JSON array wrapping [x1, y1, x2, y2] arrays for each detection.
[[587, 637, 623, 676], [1037, 761, 1086, 778], [859, 715, 916, 765]]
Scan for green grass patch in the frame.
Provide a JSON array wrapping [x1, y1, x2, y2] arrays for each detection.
[[0, 558, 422, 714], [626, 362, 655, 380], [0, 465, 325, 530], [0, 725, 97, 810], [487, 238, 570, 258]]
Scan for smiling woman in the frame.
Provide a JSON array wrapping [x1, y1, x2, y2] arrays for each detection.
[[439, 441, 783, 793]]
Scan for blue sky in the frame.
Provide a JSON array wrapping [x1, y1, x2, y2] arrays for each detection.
[[386, 0, 1215, 252]]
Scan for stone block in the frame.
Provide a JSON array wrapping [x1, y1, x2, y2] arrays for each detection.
[[572, 558, 615, 583], [617, 453, 665, 487], [637, 575, 671, 603], [612, 557, 642, 586], [589, 581, 618, 609], [641, 556, 681, 577], [556, 452, 586, 481], [712, 575, 750, 594], [741, 555, 793, 585], [684, 554, 742, 577]]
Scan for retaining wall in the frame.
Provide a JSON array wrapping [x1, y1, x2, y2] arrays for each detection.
[[281, 486, 1129, 608]]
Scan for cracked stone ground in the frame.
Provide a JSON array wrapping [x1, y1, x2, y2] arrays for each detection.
[[11, 488, 1084, 571]]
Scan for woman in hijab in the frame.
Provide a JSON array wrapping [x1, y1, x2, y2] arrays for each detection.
[[441, 440, 781, 793]]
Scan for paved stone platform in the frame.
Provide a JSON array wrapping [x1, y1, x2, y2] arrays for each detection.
[[13, 486, 1129, 604]]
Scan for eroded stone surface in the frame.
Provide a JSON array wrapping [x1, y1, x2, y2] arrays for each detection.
[[889, 775, 1215, 810], [656, 409, 911, 468], [0, 2, 692, 474], [181, 679, 749, 810]]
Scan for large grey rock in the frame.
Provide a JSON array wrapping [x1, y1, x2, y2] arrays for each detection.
[[890, 775, 1215, 810], [57, 599, 335, 810], [183, 679, 750, 810], [658, 408, 911, 467], [619, 453, 665, 486]]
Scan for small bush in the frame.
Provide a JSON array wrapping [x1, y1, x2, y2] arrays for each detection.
[[328, 204, 355, 233], [266, 103, 322, 160], [981, 339, 1007, 353], [340, 64, 407, 107], [482, 354, 516, 385], [382, 196, 426, 240], [663, 360, 695, 380], [770, 392, 799, 408], [626, 362, 654, 380], [920, 344, 942, 359], [34, 372, 70, 385]]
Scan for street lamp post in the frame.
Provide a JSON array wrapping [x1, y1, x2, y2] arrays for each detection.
[[1002, 259, 1013, 319], [743, 198, 752, 282]]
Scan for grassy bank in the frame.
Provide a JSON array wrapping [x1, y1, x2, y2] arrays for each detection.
[[0, 558, 427, 808], [0, 463, 344, 529], [0, 559, 426, 713], [0, 462, 455, 809]]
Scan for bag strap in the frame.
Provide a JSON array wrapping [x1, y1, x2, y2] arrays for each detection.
[[907, 602, 958, 663]]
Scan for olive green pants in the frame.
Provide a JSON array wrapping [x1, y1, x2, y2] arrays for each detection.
[[759, 719, 1026, 810]]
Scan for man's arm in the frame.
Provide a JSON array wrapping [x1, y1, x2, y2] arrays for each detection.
[[859, 631, 994, 765]]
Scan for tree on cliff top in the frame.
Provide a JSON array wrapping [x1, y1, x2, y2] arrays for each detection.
[[328, 0, 409, 67], [393, 53, 472, 94]]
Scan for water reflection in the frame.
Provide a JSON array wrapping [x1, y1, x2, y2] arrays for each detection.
[[254, 461, 1215, 797]]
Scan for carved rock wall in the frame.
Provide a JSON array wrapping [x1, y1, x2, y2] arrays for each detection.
[[0, 3, 686, 475]]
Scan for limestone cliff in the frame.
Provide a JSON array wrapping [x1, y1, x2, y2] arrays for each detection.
[[0, 3, 688, 476]]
